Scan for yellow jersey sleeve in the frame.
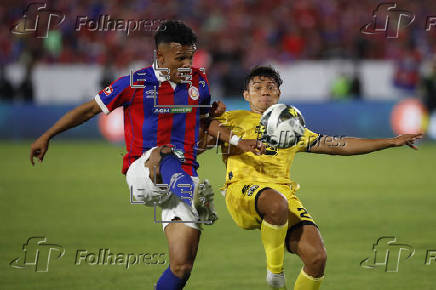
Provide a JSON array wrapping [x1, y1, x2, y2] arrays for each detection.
[[295, 128, 321, 152], [213, 111, 234, 128]]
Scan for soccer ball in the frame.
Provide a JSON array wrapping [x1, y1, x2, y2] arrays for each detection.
[[259, 104, 306, 148]]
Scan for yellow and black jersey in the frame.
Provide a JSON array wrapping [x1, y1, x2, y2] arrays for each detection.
[[214, 110, 320, 186]]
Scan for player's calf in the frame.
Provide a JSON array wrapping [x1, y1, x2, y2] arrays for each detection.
[[256, 188, 290, 286], [288, 225, 327, 278], [154, 145, 199, 217]]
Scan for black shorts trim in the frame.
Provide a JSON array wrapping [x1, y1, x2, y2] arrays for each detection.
[[285, 221, 319, 253], [254, 187, 272, 220]]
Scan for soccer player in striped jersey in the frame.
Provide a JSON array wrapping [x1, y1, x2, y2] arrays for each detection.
[[30, 21, 261, 289]]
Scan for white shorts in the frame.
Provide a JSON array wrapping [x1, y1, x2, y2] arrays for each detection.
[[125, 147, 201, 231]]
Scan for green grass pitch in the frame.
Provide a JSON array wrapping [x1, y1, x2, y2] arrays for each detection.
[[1, 140, 436, 290]]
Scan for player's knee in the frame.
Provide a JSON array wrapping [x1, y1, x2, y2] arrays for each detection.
[[305, 247, 327, 276], [264, 195, 288, 225], [171, 262, 193, 278]]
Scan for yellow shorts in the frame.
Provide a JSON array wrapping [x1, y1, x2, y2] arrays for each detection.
[[225, 182, 317, 231]]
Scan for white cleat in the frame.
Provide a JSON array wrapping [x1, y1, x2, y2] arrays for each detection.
[[194, 179, 218, 225], [266, 270, 287, 289]]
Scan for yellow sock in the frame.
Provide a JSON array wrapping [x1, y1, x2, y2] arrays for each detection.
[[294, 268, 324, 290], [261, 219, 288, 273]]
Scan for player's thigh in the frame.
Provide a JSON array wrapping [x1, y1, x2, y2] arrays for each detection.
[[125, 147, 170, 205], [226, 182, 294, 230], [144, 145, 173, 179], [256, 187, 289, 225], [164, 221, 201, 265], [225, 182, 267, 230]]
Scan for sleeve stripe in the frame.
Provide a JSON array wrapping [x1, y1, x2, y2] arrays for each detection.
[[94, 94, 110, 115]]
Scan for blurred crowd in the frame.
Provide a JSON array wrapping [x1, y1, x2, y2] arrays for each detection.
[[1, 0, 436, 103]]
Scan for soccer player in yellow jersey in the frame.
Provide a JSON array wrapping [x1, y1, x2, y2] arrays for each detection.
[[208, 66, 422, 290]]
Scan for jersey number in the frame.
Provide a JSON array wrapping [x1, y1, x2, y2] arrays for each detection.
[[297, 207, 311, 219]]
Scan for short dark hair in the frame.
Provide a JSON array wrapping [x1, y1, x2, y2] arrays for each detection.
[[244, 66, 283, 90], [154, 20, 198, 47]]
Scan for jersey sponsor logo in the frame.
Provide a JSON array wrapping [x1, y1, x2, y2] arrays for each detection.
[[103, 85, 113, 96], [153, 108, 170, 114], [153, 107, 193, 114], [188, 86, 199, 100]]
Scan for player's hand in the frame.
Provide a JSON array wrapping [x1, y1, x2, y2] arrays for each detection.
[[237, 139, 266, 155], [210, 101, 226, 117], [30, 135, 50, 165], [392, 133, 423, 150]]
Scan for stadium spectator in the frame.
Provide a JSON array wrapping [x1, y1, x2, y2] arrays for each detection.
[[3, 0, 436, 97], [0, 66, 14, 101], [420, 56, 436, 115]]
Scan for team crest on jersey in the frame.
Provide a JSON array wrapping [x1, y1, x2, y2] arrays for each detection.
[[242, 184, 259, 196], [103, 86, 113, 96], [188, 86, 199, 100]]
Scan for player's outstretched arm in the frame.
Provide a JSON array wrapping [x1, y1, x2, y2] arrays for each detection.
[[197, 101, 226, 155], [208, 119, 265, 155], [309, 134, 423, 156], [30, 100, 102, 165]]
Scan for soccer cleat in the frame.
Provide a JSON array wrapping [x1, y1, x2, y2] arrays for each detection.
[[194, 179, 218, 225], [266, 270, 287, 289]]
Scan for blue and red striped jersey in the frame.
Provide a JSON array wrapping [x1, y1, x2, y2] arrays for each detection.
[[95, 66, 211, 176]]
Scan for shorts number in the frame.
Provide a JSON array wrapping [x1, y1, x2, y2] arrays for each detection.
[[297, 207, 311, 219]]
